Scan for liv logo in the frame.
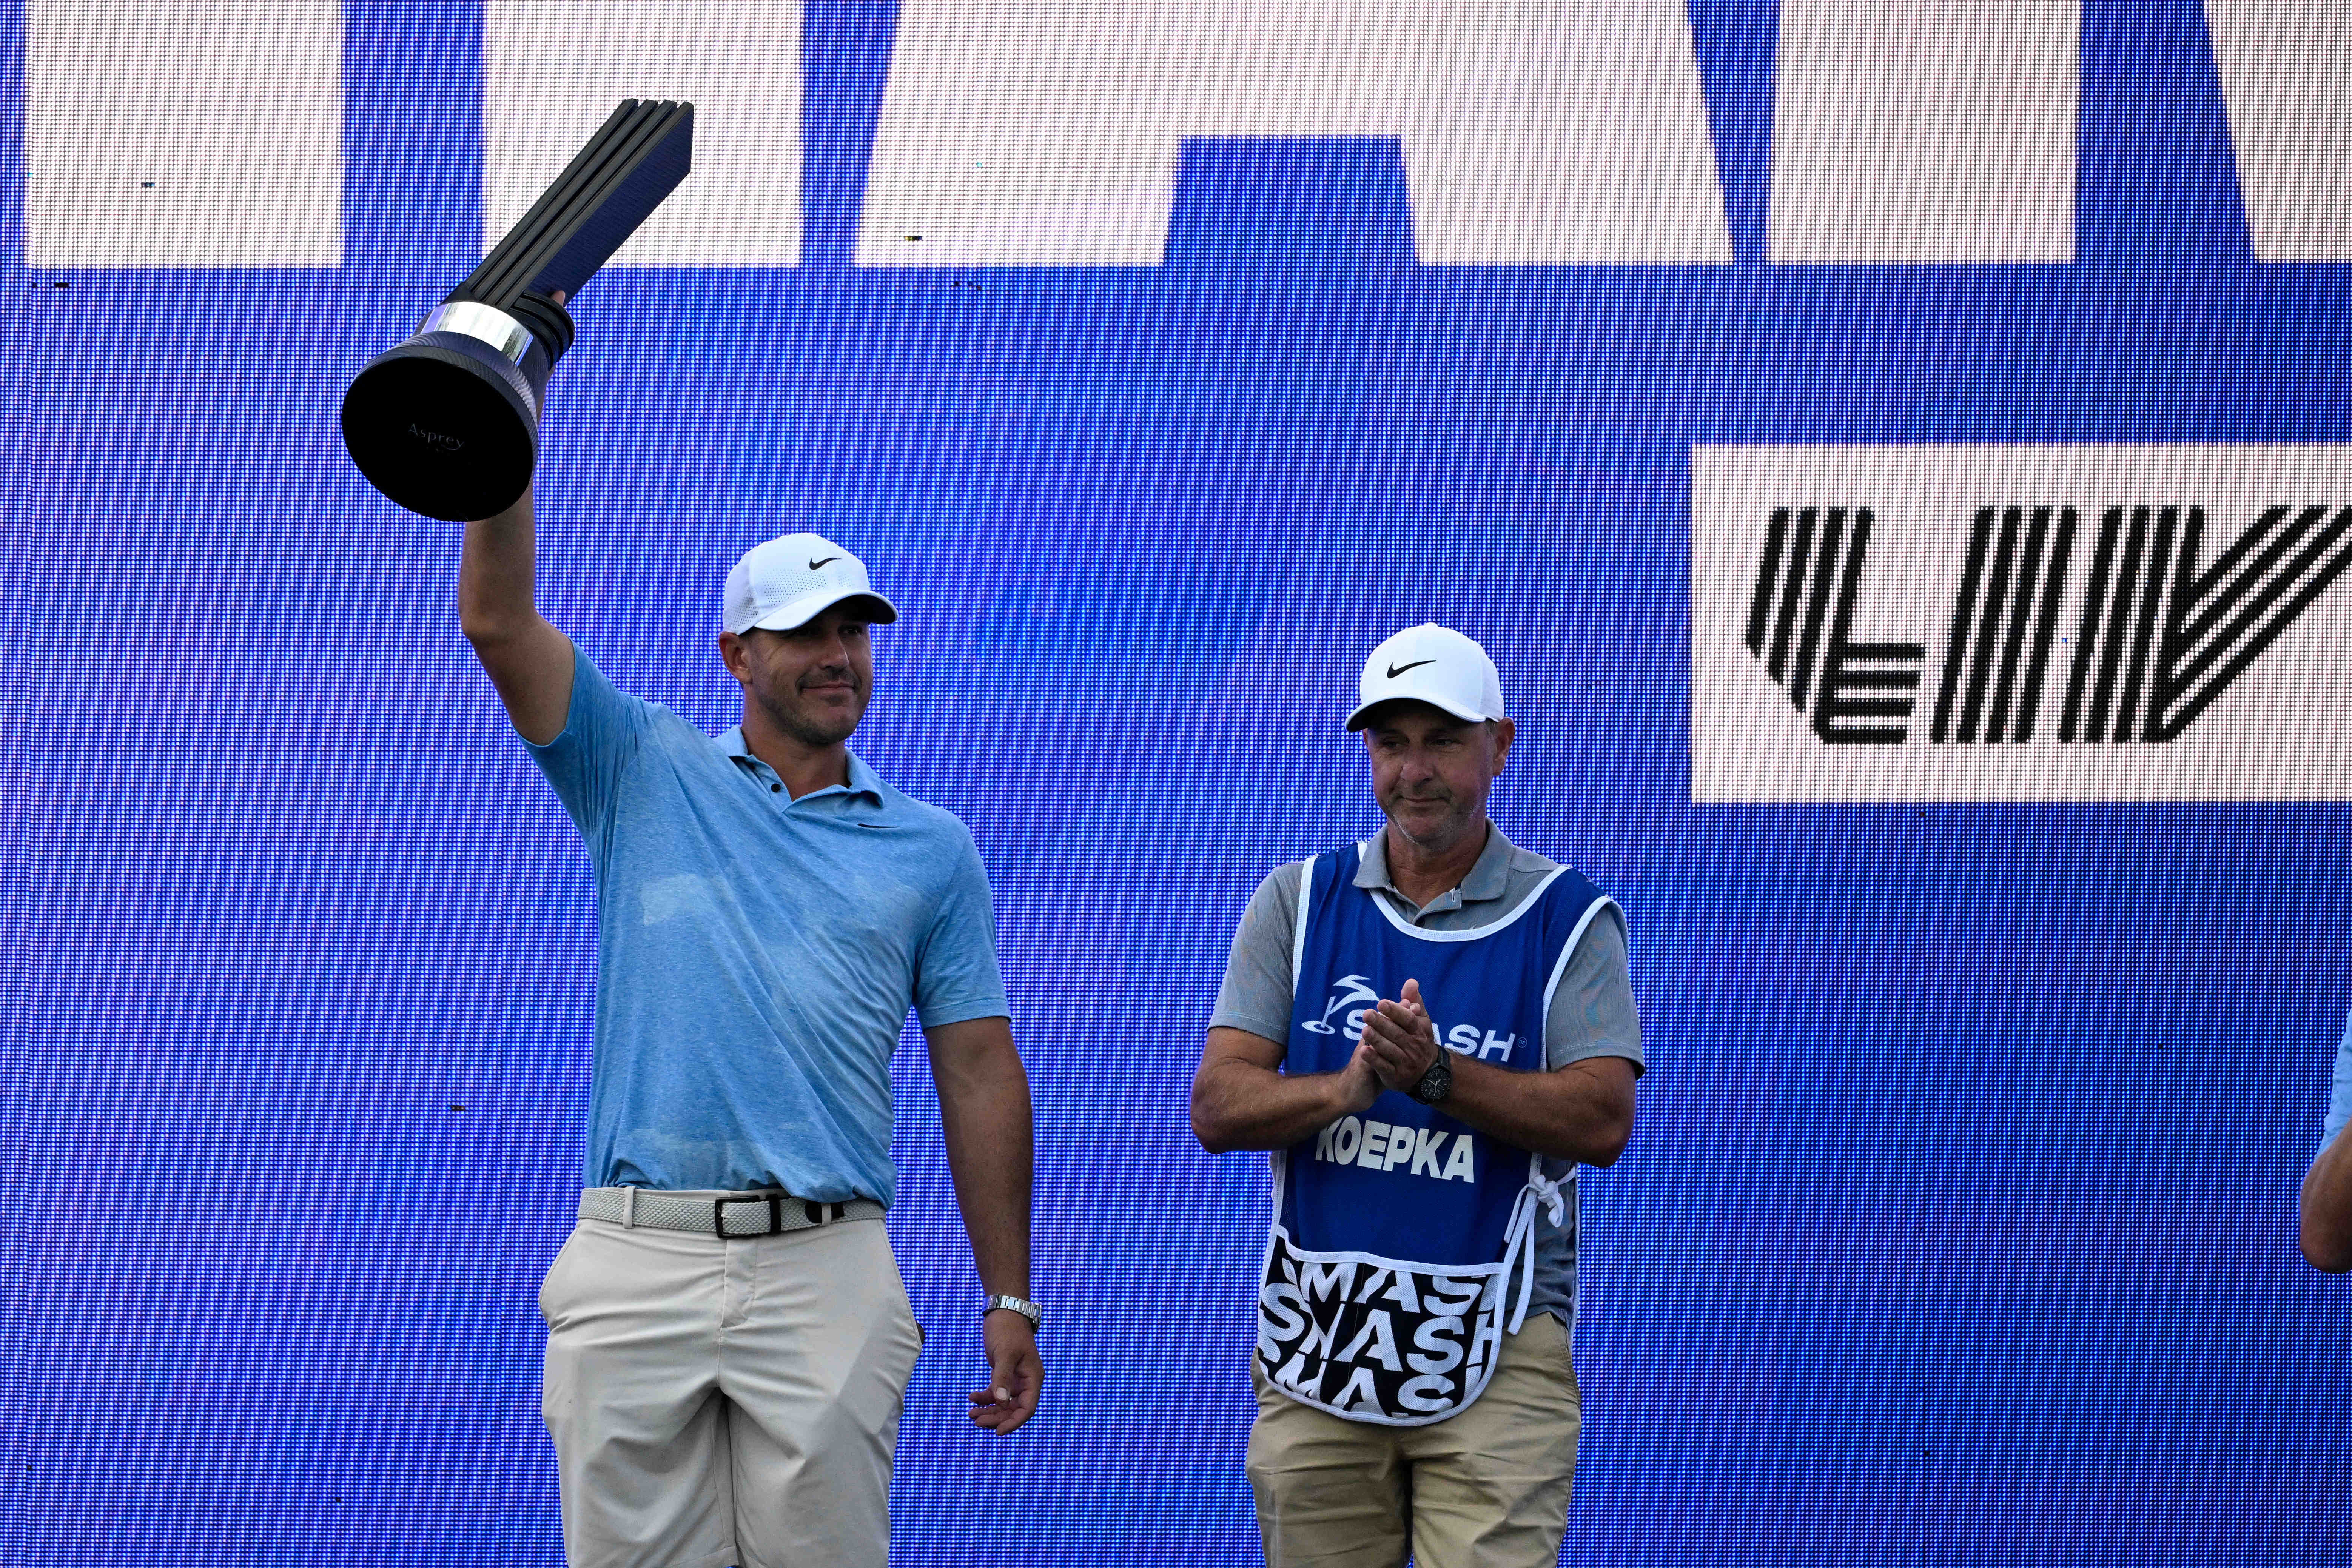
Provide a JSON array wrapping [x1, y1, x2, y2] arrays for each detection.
[[1745, 501, 2352, 746], [1694, 447, 2352, 801]]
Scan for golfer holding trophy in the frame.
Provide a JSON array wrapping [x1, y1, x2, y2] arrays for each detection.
[[344, 104, 1043, 1568]]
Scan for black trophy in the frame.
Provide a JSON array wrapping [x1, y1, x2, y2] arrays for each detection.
[[341, 98, 695, 521]]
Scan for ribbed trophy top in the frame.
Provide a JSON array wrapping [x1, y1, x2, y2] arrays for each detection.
[[448, 98, 695, 312]]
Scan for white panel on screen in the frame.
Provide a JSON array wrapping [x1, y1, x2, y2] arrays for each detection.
[[483, 2, 799, 266], [857, 1, 1731, 266], [1692, 444, 2352, 801], [26, 0, 342, 266], [2206, 2, 2352, 261], [1770, 0, 2077, 262]]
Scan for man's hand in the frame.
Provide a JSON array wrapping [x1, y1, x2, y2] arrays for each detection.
[[968, 1311, 1042, 1434], [1360, 977, 1441, 1092], [1336, 1035, 1386, 1112]]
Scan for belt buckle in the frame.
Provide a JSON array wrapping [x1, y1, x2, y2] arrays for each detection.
[[713, 1192, 784, 1239]]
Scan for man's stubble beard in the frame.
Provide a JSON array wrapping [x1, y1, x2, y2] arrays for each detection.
[[757, 680, 868, 749], [1384, 790, 1479, 855]]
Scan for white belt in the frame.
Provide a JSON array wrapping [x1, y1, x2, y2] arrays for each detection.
[[579, 1187, 886, 1238]]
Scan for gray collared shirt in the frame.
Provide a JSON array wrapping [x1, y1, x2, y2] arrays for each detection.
[[1210, 821, 1642, 1328]]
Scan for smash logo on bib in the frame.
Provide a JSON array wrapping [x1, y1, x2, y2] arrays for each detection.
[[1258, 1230, 1520, 1419]]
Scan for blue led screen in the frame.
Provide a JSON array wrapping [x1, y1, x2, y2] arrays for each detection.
[[8, 3, 2352, 1563]]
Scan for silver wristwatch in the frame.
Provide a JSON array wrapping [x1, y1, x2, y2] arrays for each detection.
[[983, 1294, 1042, 1331]]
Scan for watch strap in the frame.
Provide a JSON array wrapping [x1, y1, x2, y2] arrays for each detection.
[[983, 1293, 1042, 1331]]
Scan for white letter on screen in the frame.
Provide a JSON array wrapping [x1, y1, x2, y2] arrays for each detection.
[[858, 1, 1731, 266], [27, 1, 342, 266], [483, 1, 800, 266], [1770, 0, 2077, 262], [2206, 2, 2352, 261]]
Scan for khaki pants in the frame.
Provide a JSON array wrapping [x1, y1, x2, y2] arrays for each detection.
[[1247, 1313, 1581, 1568], [538, 1209, 922, 1568]]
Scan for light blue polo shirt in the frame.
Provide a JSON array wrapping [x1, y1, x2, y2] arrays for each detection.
[[2324, 1013, 2352, 1155], [524, 646, 1009, 1203]]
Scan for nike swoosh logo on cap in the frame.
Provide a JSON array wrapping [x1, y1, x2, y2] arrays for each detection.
[[809, 556, 841, 570], [1386, 659, 1435, 679]]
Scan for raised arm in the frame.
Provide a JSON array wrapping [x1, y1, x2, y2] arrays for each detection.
[[2303, 1125, 2352, 1272], [459, 483, 575, 744]]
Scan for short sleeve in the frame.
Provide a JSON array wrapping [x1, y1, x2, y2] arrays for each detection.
[[1208, 862, 1306, 1047], [912, 829, 1010, 1029], [2323, 1014, 2352, 1155], [522, 644, 649, 841], [1544, 904, 1644, 1074]]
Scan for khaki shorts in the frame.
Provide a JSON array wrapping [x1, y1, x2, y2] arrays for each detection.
[[1247, 1312, 1581, 1568], [538, 1208, 922, 1568]]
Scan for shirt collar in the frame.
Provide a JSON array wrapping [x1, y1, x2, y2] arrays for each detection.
[[718, 727, 886, 804], [1355, 820, 1516, 909]]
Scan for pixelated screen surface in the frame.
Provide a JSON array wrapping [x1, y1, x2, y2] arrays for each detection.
[[9, 2, 2352, 1562]]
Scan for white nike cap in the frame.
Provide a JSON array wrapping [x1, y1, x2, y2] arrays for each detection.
[[1344, 624, 1507, 731], [723, 533, 900, 635]]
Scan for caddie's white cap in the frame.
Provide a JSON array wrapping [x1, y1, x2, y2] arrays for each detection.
[[1344, 624, 1506, 731], [723, 533, 900, 635]]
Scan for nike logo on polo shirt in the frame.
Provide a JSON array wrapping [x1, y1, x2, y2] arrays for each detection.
[[809, 556, 840, 570], [1386, 659, 1434, 679]]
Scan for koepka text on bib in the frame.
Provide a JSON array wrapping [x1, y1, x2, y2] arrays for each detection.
[[1315, 1115, 1478, 1184]]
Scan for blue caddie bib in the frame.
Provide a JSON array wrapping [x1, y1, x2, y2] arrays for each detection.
[[1257, 839, 1617, 1426]]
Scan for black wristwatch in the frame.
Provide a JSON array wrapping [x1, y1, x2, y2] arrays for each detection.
[[1409, 1056, 1453, 1106]]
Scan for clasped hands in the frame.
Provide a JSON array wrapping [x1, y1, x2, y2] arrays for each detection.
[[1344, 978, 1444, 1106]]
